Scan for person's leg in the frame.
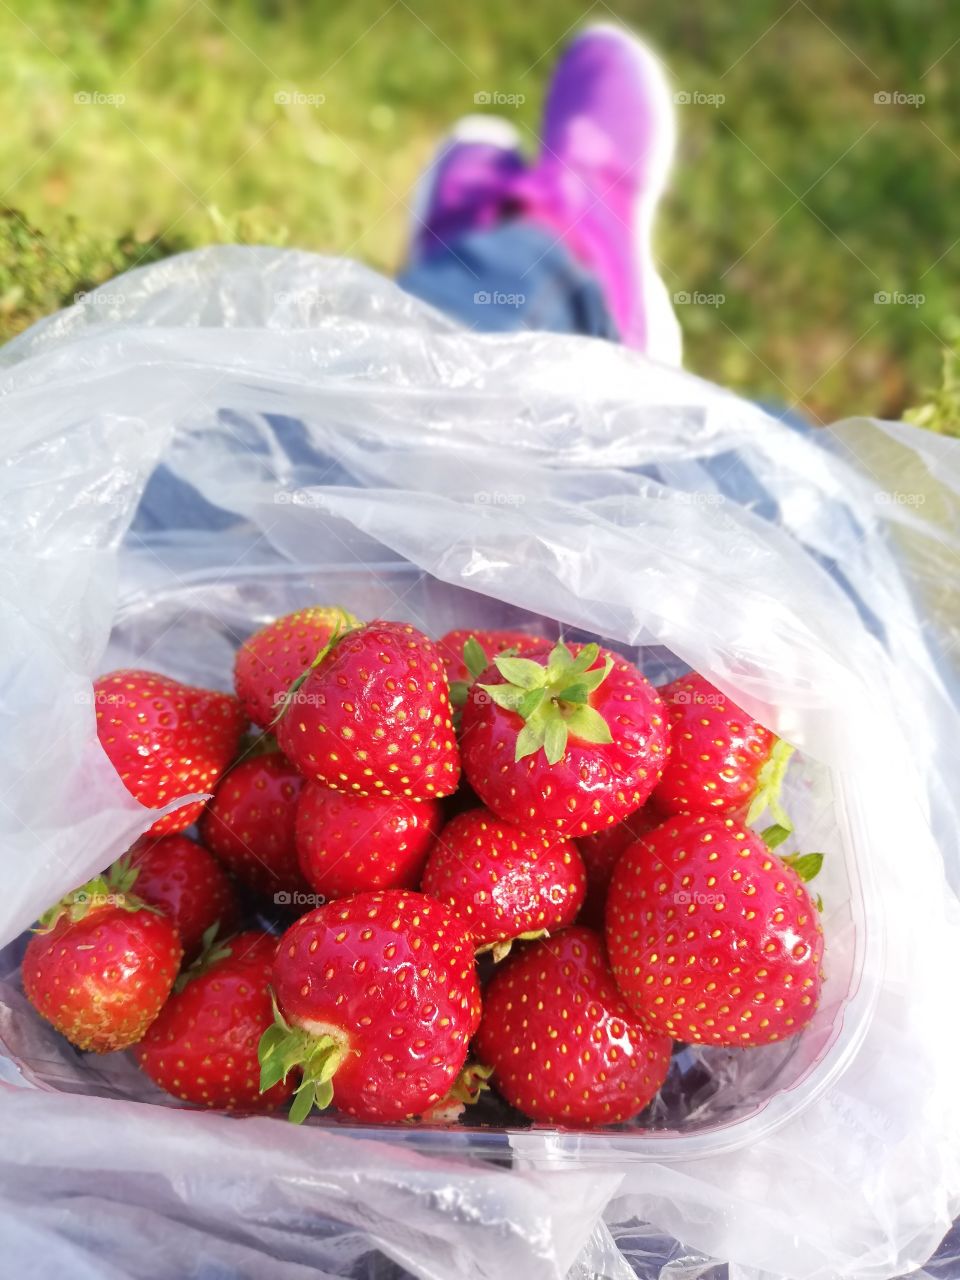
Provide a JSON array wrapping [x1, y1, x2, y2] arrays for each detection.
[[398, 25, 681, 360], [398, 220, 620, 339]]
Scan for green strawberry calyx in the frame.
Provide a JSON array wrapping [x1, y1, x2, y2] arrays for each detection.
[[477, 639, 615, 765], [36, 856, 155, 932], [477, 929, 548, 963], [174, 922, 235, 992], [258, 992, 346, 1124], [405, 1061, 494, 1124], [269, 606, 361, 728], [448, 634, 497, 709], [448, 1060, 493, 1106], [760, 825, 825, 886], [746, 737, 795, 828]]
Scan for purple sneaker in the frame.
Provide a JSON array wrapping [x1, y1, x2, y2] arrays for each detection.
[[516, 25, 682, 363], [407, 116, 527, 266]]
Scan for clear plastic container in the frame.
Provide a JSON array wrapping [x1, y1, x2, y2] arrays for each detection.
[[0, 561, 867, 1165]]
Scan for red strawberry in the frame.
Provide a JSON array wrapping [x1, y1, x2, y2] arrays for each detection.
[[420, 807, 586, 957], [296, 782, 441, 899], [474, 927, 672, 1126], [234, 605, 360, 729], [438, 628, 550, 706], [606, 814, 824, 1047], [576, 806, 661, 928], [22, 876, 182, 1052], [260, 889, 481, 1123], [200, 752, 308, 902], [276, 621, 461, 801], [94, 669, 245, 837], [136, 930, 294, 1111], [125, 834, 241, 960], [460, 640, 669, 838], [652, 673, 792, 824]]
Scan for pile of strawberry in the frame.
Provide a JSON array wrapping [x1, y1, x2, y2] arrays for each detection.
[[20, 607, 825, 1129]]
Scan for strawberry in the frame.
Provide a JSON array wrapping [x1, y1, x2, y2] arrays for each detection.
[[460, 640, 669, 838], [296, 782, 442, 899], [606, 814, 824, 1046], [259, 889, 481, 1123], [652, 673, 792, 825], [22, 874, 182, 1052], [234, 605, 360, 729], [124, 834, 241, 960], [438, 628, 550, 707], [576, 807, 661, 928], [94, 669, 245, 837], [136, 930, 294, 1111], [200, 752, 308, 902], [275, 621, 461, 801], [474, 927, 672, 1126], [420, 807, 586, 958]]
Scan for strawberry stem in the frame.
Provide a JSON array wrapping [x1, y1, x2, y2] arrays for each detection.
[[447, 1061, 493, 1106], [36, 860, 155, 932], [258, 993, 346, 1122], [269, 609, 360, 728], [477, 639, 615, 765], [477, 929, 548, 963], [174, 922, 235, 991], [746, 738, 795, 829]]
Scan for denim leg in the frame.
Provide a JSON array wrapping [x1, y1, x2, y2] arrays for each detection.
[[397, 221, 619, 340]]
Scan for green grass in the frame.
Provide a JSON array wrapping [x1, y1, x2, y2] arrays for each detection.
[[1, 0, 958, 426]]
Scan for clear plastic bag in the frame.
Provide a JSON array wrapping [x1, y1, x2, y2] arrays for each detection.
[[0, 246, 958, 1280]]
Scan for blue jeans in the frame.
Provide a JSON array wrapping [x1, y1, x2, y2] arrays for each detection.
[[397, 221, 619, 339]]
